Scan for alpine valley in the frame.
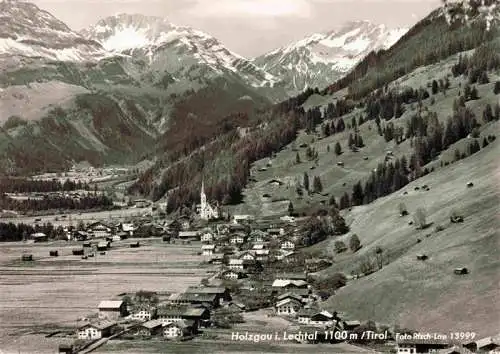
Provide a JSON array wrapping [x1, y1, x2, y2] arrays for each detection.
[[0, 0, 408, 174]]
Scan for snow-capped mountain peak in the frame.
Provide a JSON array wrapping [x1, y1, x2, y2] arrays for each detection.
[[81, 14, 277, 87], [0, 0, 108, 62], [253, 20, 408, 96]]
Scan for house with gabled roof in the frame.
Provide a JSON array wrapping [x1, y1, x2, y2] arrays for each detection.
[[98, 300, 127, 320], [163, 320, 196, 338], [201, 244, 216, 256], [297, 308, 335, 327], [157, 305, 210, 327], [77, 320, 117, 340], [275, 297, 303, 316], [133, 319, 164, 337]]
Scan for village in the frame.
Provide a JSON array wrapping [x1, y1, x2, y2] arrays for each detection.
[[10, 182, 497, 354]]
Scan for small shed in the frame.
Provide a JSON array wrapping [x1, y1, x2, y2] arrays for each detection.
[[72, 249, 84, 256], [49, 250, 59, 257], [21, 254, 33, 261], [83, 242, 92, 247], [58, 343, 73, 354], [97, 242, 109, 251], [416, 254, 428, 261], [130, 242, 140, 248], [454, 267, 468, 275]]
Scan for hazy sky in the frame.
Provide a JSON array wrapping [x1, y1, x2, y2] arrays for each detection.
[[31, 0, 441, 57]]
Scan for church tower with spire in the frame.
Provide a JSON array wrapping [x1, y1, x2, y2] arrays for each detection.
[[199, 179, 219, 220]]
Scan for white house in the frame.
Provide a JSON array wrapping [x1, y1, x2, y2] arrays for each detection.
[[232, 214, 254, 224], [252, 243, 266, 250], [276, 250, 295, 261], [230, 235, 245, 244], [201, 232, 214, 243], [228, 259, 244, 270], [130, 306, 156, 321], [221, 269, 244, 280], [239, 251, 256, 261], [77, 320, 116, 340], [275, 298, 303, 316], [163, 320, 194, 338], [121, 223, 135, 236], [201, 244, 216, 256], [281, 241, 295, 250], [255, 249, 269, 261], [89, 222, 112, 239], [297, 309, 334, 327]]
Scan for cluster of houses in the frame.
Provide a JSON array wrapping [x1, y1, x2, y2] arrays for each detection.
[[77, 286, 232, 341]]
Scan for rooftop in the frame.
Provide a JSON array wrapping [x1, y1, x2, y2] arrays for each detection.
[[98, 300, 124, 309], [79, 320, 116, 330], [141, 319, 164, 329]]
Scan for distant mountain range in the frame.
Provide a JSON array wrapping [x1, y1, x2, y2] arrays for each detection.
[[0, 0, 409, 174], [253, 21, 408, 96]]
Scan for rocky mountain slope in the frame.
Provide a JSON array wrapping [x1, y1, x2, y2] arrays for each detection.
[[0, 0, 107, 62], [0, 2, 272, 174], [253, 21, 408, 97], [80, 14, 279, 91]]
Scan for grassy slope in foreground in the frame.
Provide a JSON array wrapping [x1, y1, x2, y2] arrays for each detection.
[[321, 140, 499, 337]]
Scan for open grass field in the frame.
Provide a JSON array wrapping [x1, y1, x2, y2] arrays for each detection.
[[319, 143, 500, 338], [3, 206, 153, 227], [93, 339, 377, 354], [0, 238, 210, 354]]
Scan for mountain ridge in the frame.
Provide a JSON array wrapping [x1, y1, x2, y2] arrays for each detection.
[[252, 20, 408, 96]]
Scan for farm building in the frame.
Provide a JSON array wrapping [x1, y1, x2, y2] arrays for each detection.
[[201, 244, 215, 256], [275, 272, 308, 282], [254, 249, 270, 261], [275, 297, 303, 316], [463, 335, 500, 352], [98, 300, 127, 320], [230, 234, 245, 244], [88, 222, 112, 238], [58, 344, 73, 354], [129, 305, 157, 321], [77, 320, 117, 340], [220, 269, 246, 280], [395, 338, 450, 354], [178, 231, 199, 241], [157, 306, 210, 327], [342, 320, 361, 330], [228, 259, 244, 270], [49, 250, 59, 257], [133, 319, 164, 337], [201, 232, 214, 243], [185, 286, 231, 305], [272, 279, 308, 289], [281, 240, 295, 250], [276, 250, 296, 261], [238, 251, 256, 261], [97, 241, 109, 251], [297, 309, 335, 327], [209, 253, 224, 264], [72, 248, 84, 256], [21, 254, 33, 261], [163, 320, 196, 339], [232, 214, 254, 224], [454, 267, 468, 275], [31, 232, 48, 242]]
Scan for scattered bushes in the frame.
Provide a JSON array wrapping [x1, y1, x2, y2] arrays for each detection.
[[349, 234, 361, 252], [334, 240, 348, 253], [413, 208, 427, 229], [398, 202, 409, 216]]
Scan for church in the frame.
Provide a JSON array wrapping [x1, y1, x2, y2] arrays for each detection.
[[197, 180, 220, 220]]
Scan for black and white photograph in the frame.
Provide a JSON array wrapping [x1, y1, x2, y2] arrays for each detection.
[[0, 0, 499, 353]]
